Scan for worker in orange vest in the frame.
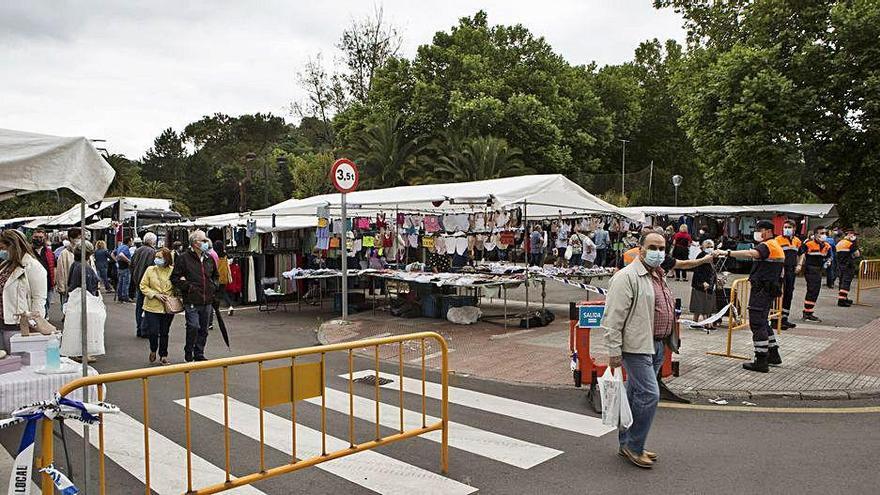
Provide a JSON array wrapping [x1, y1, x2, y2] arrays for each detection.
[[717, 220, 785, 373], [798, 226, 831, 321], [835, 229, 861, 307], [774, 219, 802, 329]]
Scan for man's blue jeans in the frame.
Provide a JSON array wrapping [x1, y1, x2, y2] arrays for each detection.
[[117, 268, 131, 302], [184, 304, 212, 361], [618, 340, 664, 455]]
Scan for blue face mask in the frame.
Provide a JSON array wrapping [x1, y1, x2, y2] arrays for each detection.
[[0, 250, 8, 261], [644, 249, 665, 268], [201, 241, 212, 252], [154, 258, 165, 267], [783, 228, 794, 237]]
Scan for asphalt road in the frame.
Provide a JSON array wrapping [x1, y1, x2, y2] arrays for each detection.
[[2, 294, 879, 494]]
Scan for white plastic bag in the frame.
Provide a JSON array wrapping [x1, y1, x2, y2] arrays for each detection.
[[61, 288, 106, 357], [598, 367, 633, 429], [446, 306, 482, 325]]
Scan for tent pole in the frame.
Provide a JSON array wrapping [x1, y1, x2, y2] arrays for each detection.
[[80, 201, 91, 494], [524, 200, 529, 329]]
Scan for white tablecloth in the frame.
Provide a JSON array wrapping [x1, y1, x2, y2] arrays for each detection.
[[0, 358, 101, 415]]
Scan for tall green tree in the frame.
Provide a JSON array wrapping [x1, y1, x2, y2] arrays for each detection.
[[347, 115, 426, 188], [658, 0, 880, 224], [430, 135, 530, 182]]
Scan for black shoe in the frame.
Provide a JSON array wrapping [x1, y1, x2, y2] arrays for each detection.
[[185, 353, 193, 362], [803, 314, 822, 322], [767, 347, 782, 366], [194, 355, 208, 362], [782, 319, 796, 329], [837, 300, 852, 307], [743, 353, 769, 373]]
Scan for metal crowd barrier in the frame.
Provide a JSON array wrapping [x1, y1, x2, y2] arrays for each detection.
[[855, 259, 880, 305], [38, 332, 450, 494], [707, 278, 783, 360]]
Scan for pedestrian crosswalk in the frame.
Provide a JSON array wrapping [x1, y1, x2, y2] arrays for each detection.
[[5, 370, 613, 494]]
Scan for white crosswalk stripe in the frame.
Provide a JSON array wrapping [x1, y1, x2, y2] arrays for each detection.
[[68, 409, 265, 494], [179, 394, 478, 495], [345, 370, 615, 437], [305, 387, 563, 468]]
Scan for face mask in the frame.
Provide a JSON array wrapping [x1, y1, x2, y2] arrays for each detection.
[[0, 250, 7, 261], [848, 235, 857, 242], [783, 228, 793, 236], [201, 241, 212, 252], [699, 230, 705, 235], [154, 258, 165, 267], [32, 238, 44, 247], [753, 231, 764, 242], [818, 234, 827, 242], [704, 247, 714, 254], [643, 249, 665, 268]]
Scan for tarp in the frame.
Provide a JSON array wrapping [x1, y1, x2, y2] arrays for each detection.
[[0, 128, 114, 203], [0, 215, 54, 228], [622, 204, 837, 219], [27, 196, 174, 228], [252, 174, 637, 220], [145, 211, 316, 234], [85, 218, 113, 230]]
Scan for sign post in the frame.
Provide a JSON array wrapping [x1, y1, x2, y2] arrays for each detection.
[[331, 158, 359, 321]]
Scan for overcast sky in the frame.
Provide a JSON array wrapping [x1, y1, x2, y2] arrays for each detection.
[[0, 1, 684, 159]]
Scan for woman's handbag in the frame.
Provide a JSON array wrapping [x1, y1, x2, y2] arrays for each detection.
[[162, 295, 184, 314]]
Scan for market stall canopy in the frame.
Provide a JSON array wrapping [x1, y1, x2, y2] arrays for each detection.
[[85, 218, 112, 230], [145, 211, 316, 233], [253, 174, 638, 220], [0, 128, 114, 203], [27, 196, 174, 228], [622, 204, 837, 219], [0, 215, 54, 228]]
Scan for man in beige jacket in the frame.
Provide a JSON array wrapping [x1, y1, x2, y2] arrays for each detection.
[[602, 232, 714, 468]]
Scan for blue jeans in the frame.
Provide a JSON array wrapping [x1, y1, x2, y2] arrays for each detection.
[[184, 304, 212, 360], [618, 340, 664, 455], [135, 290, 145, 336], [117, 268, 131, 302], [97, 265, 110, 290], [44, 289, 53, 317]]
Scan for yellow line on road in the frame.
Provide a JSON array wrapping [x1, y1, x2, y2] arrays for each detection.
[[660, 402, 880, 414]]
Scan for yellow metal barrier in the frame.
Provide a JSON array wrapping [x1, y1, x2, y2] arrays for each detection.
[[707, 278, 783, 360], [38, 332, 450, 495], [855, 259, 880, 305]]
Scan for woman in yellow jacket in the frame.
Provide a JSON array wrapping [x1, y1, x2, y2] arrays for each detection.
[[139, 248, 176, 365]]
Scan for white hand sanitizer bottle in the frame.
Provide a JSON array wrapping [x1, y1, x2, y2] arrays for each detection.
[[46, 334, 61, 370]]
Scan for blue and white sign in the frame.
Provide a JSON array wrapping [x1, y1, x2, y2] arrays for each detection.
[[578, 305, 605, 328]]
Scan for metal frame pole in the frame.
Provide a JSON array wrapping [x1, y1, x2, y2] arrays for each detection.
[[524, 200, 529, 329], [341, 192, 348, 321], [80, 201, 91, 494]]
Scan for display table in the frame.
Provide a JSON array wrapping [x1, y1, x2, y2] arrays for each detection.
[[0, 358, 101, 416]]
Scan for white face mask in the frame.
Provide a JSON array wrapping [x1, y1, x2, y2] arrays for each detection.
[[704, 247, 714, 254], [817, 234, 827, 242], [753, 231, 764, 242], [783, 228, 794, 236]]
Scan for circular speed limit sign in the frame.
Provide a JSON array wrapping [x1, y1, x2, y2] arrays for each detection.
[[331, 158, 359, 193]]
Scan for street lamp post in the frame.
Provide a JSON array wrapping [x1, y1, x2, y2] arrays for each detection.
[[672, 174, 683, 206], [619, 139, 630, 197]]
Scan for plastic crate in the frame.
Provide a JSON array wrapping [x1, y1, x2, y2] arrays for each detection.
[[422, 293, 443, 318]]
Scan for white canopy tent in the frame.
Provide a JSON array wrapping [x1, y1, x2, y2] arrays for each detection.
[[26, 196, 174, 229], [0, 128, 114, 203], [1, 129, 114, 489], [621, 204, 837, 219], [252, 174, 638, 221], [146, 211, 316, 233], [0, 215, 54, 228]]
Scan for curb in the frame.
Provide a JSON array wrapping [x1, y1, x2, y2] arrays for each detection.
[[669, 387, 880, 401]]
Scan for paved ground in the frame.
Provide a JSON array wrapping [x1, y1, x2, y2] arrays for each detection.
[[322, 274, 880, 400], [2, 293, 880, 494]]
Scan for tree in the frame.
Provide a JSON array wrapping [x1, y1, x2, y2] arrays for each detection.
[[657, 0, 880, 224], [290, 152, 335, 199], [337, 6, 402, 104], [347, 114, 426, 188], [429, 135, 530, 182]]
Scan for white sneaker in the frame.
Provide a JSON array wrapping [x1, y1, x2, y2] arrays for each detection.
[[227, 306, 234, 316]]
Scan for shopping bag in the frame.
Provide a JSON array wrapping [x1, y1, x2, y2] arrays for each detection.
[[61, 288, 107, 357], [597, 367, 620, 427], [619, 377, 633, 429]]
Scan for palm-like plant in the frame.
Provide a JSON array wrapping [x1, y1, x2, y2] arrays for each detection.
[[348, 115, 425, 188], [432, 135, 531, 182]]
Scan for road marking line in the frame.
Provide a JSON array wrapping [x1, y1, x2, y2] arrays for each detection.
[[660, 402, 880, 414], [180, 394, 478, 495], [407, 350, 449, 363], [345, 371, 614, 437], [68, 410, 264, 494], [306, 388, 562, 469]]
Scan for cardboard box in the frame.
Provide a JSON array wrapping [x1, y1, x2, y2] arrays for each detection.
[[10, 333, 54, 367], [0, 354, 23, 375]]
